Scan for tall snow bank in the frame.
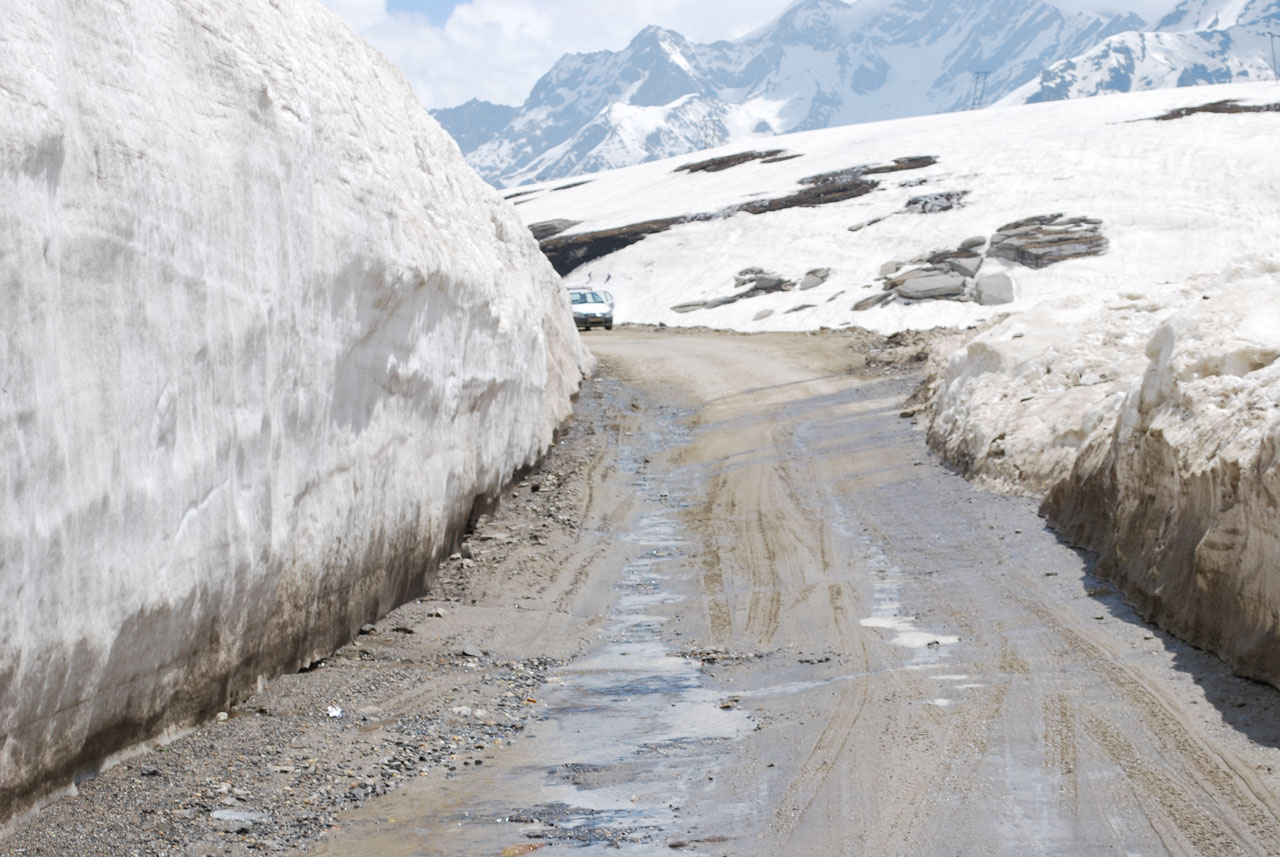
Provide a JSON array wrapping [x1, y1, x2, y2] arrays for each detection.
[[0, 0, 589, 822], [928, 259, 1280, 685]]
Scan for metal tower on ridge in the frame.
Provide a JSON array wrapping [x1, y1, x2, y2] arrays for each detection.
[[970, 71, 991, 110]]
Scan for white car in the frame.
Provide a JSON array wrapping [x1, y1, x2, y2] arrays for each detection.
[[568, 289, 614, 331]]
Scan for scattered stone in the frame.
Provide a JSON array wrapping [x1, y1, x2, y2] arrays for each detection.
[[959, 236, 986, 251], [427, 607, 447, 618], [799, 268, 831, 290], [753, 309, 774, 321], [786, 304, 816, 314], [359, 623, 377, 635], [215, 711, 229, 723]]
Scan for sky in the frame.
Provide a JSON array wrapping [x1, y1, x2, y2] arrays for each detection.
[[318, 0, 1179, 110]]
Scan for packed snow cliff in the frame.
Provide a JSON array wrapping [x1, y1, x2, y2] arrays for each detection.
[[513, 82, 1280, 688], [0, 0, 588, 823]]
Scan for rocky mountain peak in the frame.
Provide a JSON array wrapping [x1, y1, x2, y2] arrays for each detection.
[[434, 0, 1278, 187]]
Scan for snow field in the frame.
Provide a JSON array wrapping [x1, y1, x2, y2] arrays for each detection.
[[517, 82, 1280, 336]]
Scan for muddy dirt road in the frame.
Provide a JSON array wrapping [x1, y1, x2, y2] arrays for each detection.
[[300, 329, 1280, 857], [7, 329, 1280, 857]]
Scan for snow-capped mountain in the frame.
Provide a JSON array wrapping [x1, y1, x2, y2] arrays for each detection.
[[1005, 0, 1280, 103], [432, 0, 1144, 187]]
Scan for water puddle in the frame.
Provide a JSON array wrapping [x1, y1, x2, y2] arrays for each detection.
[[309, 421, 749, 856], [856, 542, 960, 667]]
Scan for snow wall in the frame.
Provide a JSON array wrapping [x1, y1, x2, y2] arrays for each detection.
[[928, 266, 1280, 687], [0, 0, 590, 822]]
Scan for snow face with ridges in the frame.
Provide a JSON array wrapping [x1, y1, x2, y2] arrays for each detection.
[[0, 0, 588, 822]]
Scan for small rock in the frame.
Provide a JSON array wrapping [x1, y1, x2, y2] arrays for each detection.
[[753, 309, 774, 321], [359, 623, 377, 635], [211, 809, 272, 824], [215, 712, 229, 723], [959, 235, 986, 251]]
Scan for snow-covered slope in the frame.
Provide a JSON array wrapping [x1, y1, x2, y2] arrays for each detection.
[[439, 0, 1142, 187], [515, 82, 1277, 336], [516, 81, 1280, 685], [0, 0, 588, 822], [1005, 0, 1280, 103]]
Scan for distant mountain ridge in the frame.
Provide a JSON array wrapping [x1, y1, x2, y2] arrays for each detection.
[[431, 0, 1277, 187], [1005, 0, 1280, 103]]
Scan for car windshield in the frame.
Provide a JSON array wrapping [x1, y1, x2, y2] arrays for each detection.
[[570, 291, 605, 304]]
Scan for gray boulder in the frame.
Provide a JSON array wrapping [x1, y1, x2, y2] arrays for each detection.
[[896, 272, 967, 300], [975, 271, 1017, 305], [799, 268, 831, 290]]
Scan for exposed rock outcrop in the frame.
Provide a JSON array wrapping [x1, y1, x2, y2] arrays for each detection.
[[987, 213, 1108, 268], [857, 213, 1103, 312], [538, 155, 938, 274]]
